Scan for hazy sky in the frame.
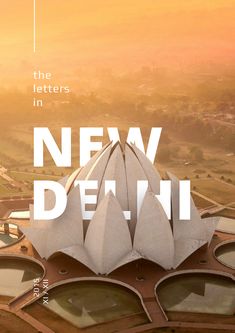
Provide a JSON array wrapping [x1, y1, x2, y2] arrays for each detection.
[[0, 0, 235, 82]]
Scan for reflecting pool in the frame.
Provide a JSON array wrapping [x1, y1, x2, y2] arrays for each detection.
[[40, 281, 145, 328], [9, 211, 30, 219], [216, 217, 235, 235], [157, 273, 235, 316], [215, 242, 235, 269], [0, 257, 43, 298], [0, 223, 22, 248]]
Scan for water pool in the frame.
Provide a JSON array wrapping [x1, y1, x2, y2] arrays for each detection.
[[157, 273, 235, 316], [0, 257, 43, 298], [216, 217, 235, 235], [40, 281, 145, 328], [0, 223, 22, 248], [9, 211, 30, 219], [215, 242, 235, 269]]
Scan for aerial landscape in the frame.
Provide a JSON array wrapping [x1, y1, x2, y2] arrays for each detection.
[[0, 67, 234, 218], [0, 67, 234, 333], [0, 1, 234, 332]]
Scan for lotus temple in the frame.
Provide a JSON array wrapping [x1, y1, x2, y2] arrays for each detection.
[[0, 142, 234, 333]]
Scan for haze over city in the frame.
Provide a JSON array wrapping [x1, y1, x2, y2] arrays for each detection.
[[0, 0, 235, 87]]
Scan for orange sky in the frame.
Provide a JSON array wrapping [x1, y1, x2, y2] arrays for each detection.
[[0, 0, 235, 83]]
